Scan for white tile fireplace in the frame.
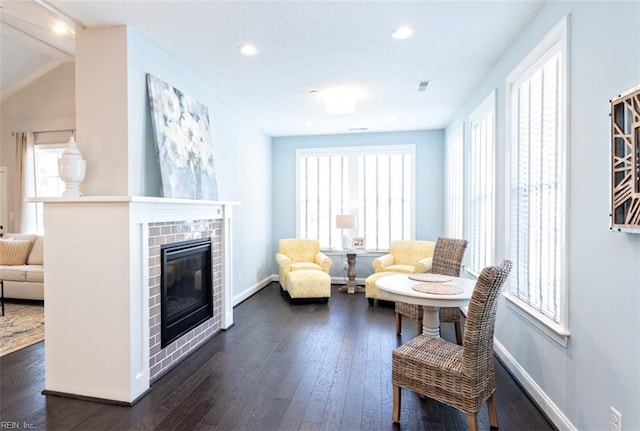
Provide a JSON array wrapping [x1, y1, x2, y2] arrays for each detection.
[[38, 196, 237, 404]]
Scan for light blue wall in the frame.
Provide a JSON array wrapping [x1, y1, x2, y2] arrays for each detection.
[[446, 2, 640, 429], [126, 28, 273, 300], [271, 130, 444, 277]]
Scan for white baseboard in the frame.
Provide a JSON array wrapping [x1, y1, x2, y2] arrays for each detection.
[[493, 339, 576, 431], [232, 275, 276, 306]]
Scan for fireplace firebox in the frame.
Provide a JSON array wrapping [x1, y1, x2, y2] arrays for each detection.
[[160, 238, 213, 347]]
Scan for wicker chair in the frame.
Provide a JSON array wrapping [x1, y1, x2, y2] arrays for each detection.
[[391, 260, 512, 431], [395, 237, 468, 342]]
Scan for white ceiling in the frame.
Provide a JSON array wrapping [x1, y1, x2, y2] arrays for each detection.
[[0, 1, 74, 97], [1, 0, 545, 137]]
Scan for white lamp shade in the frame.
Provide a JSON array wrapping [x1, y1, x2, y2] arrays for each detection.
[[336, 214, 355, 229]]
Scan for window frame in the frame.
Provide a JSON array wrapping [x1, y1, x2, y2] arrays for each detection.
[[295, 144, 416, 251], [504, 16, 570, 347], [466, 90, 496, 277]]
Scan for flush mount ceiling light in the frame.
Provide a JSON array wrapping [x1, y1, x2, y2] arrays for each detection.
[[391, 26, 414, 40], [312, 86, 363, 115], [238, 43, 258, 56]]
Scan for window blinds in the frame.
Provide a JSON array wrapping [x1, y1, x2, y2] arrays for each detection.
[[468, 94, 496, 275], [510, 51, 562, 321]]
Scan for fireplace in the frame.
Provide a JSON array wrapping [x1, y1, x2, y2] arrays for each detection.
[[160, 237, 213, 348]]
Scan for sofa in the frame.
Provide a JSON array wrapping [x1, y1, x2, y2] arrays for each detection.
[[0, 233, 44, 300]]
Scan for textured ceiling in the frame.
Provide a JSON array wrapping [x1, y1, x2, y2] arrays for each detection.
[[3, 1, 545, 136]]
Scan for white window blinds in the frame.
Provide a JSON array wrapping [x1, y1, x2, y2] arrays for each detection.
[[510, 49, 563, 321], [446, 127, 464, 239], [298, 146, 414, 250], [298, 154, 348, 249], [467, 92, 496, 275]]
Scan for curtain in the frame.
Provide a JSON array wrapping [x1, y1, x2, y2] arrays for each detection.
[[14, 131, 36, 233]]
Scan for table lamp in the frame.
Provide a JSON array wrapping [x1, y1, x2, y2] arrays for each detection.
[[336, 214, 355, 249]]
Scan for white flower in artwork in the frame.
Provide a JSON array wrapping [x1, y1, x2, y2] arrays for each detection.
[[161, 129, 189, 169], [159, 85, 182, 127]]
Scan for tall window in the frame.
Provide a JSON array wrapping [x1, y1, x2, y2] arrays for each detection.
[[33, 144, 66, 233], [506, 17, 568, 345], [467, 92, 496, 275], [445, 126, 464, 239], [297, 145, 414, 250]]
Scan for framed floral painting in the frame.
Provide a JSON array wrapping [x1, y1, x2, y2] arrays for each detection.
[[147, 74, 218, 200]]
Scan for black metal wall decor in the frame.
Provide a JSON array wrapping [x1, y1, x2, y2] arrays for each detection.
[[611, 86, 640, 233]]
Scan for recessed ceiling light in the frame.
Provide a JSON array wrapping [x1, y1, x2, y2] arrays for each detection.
[[238, 44, 258, 56], [391, 26, 414, 40]]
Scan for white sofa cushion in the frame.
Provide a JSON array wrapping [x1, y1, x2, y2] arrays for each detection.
[[0, 265, 28, 281], [27, 236, 44, 265], [3, 233, 37, 241], [25, 266, 44, 282]]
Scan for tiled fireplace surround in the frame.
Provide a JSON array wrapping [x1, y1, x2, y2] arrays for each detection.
[[148, 219, 223, 380]]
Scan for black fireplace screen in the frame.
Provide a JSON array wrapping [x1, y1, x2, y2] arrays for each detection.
[[160, 237, 213, 347]]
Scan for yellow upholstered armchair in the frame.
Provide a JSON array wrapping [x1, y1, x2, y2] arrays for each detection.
[[366, 239, 435, 307], [372, 240, 436, 274], [275, 238, 332, 292]]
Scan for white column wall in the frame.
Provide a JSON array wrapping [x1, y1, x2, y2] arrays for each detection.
[[75, 27, 130, 196], [44, 201, 139, 401]]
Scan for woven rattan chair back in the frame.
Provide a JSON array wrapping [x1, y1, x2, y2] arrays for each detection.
[[434, 237, 468, 343], [461, 260, 512, 376], [395, 237, 468, 340], [431, 237, 468, 276], [462, 260, 512, 387]]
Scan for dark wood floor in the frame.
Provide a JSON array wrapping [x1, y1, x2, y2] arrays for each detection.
[[0, 282, 555, 430]]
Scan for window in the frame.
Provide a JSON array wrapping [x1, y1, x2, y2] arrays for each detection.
[[33, 144, 66, 233], [467, 92, 496, 275], [297, 145, 414, 250], [445, 126, 464, 239], [505, 17, 569, 345], [34, 145, 65, 197]]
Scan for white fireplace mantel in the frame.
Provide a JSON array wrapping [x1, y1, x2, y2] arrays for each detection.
[[36, 196, 238, 404]]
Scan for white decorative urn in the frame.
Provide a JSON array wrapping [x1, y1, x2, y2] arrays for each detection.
[[58, 136, 86, 197]]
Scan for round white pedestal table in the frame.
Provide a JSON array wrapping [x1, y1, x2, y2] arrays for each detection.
[[375, 274, 476, 337]]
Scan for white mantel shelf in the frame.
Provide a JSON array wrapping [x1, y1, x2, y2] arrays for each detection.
[[40, 197, 238, 405]]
